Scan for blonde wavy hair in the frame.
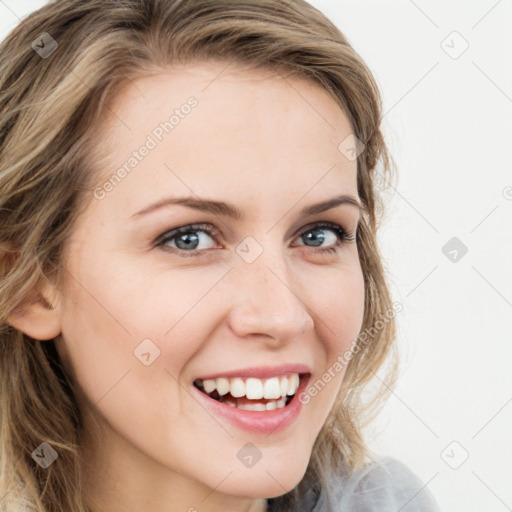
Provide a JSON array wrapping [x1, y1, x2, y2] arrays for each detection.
[[0, 0, 399, 510]]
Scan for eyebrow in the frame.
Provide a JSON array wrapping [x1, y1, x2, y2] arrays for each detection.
[[130, 194, 365, 220]]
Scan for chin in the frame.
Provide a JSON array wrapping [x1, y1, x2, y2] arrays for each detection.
[[220, 462, 308, 500]]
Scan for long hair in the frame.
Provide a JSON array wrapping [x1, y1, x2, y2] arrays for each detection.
[[0, 1, 399, 510]]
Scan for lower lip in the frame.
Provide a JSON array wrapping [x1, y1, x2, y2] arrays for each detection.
[[191, 374, 311, 435]]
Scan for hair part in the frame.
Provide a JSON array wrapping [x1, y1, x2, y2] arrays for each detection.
[[0, 1, 398, 510]]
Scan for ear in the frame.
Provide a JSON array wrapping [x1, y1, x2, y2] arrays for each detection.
[[7, 278, 62, 341], [2, 240, 62, 341]]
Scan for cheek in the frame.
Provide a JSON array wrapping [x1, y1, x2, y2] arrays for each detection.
[[304, 265, 365, 402], [57, 252, 229, 389], [314, 264, 365, 351]]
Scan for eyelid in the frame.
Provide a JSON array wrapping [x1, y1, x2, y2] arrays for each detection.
[[153, 222, 220, 247], [154, 219, 356, 256], [294, 220, 355, 240]]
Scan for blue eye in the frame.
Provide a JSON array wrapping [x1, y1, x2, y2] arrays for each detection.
[[156, 223, 218, 253], [294, 222, 355, 254], [155, 221, 355, 257]]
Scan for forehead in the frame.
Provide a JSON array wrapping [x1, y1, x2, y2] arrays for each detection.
[[89, 61, 358, 215]]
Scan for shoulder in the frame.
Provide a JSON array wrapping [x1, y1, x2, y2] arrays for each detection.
[[330, 456, 440, 512]]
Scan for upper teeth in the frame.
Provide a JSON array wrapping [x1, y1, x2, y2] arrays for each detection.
[[199, 373, 300, 400]]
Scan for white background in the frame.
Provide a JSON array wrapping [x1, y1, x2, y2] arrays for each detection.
[[1, 1, 511, 510]]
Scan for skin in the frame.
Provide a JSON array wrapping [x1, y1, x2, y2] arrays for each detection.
[[9, 61, 365, 512]]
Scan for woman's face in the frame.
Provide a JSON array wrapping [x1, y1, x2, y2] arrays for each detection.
[[55, 61, 365, 510]]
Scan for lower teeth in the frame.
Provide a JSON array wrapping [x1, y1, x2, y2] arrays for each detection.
[[221, 396, 290, 411], [194, 383, 294, 411]]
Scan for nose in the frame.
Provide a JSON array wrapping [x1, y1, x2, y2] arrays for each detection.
[[225, 249, 314, 344]]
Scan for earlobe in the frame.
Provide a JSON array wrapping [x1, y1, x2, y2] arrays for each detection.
[[7, 281, 62, 341]]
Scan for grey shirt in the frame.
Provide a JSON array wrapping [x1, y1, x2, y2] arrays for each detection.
[[296, 456, 440, 511]]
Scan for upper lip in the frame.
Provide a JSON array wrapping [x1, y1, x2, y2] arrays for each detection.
[[194, 364, 312, 381]]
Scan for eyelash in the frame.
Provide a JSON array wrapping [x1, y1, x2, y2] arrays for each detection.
[[154, 221, 356, 257]]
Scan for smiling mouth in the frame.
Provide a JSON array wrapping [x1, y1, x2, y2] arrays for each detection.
[[193, 373, 306, 411]]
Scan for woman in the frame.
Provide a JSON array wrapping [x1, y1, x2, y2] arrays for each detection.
[[0, 1, 440, 511]]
